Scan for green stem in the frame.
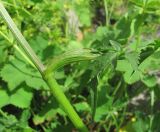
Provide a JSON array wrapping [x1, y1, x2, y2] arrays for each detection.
[[108, 1, 115, 25], [0, 31, 36, 68], [0, 2, 88, 131], [104, 0, 109, 26], [149, 90, 154, 131], [44, 74, 88, 132], [13, 0, 19, 18], [0, 3, 45, 74], [14, 44, 36, 68]]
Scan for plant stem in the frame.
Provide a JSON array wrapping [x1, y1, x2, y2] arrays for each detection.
[[14, 44, 36, 68], [0, 31, 36, 68], [149, 90, 154, 131], [104, 0, 109, 26], [0, 2, 88, 131], [108, 1, 115, 25], [44, 74, 88, 132], [0, 3, 45, 74]]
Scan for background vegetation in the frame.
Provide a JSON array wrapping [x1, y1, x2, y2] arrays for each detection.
[[0, 0, 160, 131]]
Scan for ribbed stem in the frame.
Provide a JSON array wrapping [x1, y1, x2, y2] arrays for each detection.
[[0, 3, 45, 74], [44, 74, 88, 132], [0, 2, 88, 131]]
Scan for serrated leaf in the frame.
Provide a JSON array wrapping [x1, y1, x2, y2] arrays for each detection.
[[139, 47, 156, 63], [0, 60, 25, 90], [0, 82, 33, 109], [139, 41, 160, 63], [20, 109, 31, 128], [10, 86, 33, 108], [89, 52, 117, 77], [25, 75, 48, 90], [0, 58, 48, 91], [0, 89, 9, 108], [0, 114, 18, 128]]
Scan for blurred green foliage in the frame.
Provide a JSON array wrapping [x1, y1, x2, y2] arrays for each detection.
[[0, 0, 160, 131]]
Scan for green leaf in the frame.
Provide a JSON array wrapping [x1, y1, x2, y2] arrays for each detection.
[[0, 41, 8, 64], [139, 41, 160, 63], [96, 27, 108, 41], [90, 52, 117, 77], [0, 58, 48, 91], [29, 36, 48, 60], [123, 118, 148, 132], [142, 75, 157, 87], [33, 115, 45, 125], [33, 98, 65, 125], [0, 89, 9, 108], [95, 27, 115, 42], [129, 0, 145, 7], [0, 124, 5, 132], [125, 51, 140, 71], [116, 60, 141, 84], [147, 0, 160, 9], [0, 114, 18, 129], [74, 102, 90, 112], [19, 109, 31, 128], [151, 112, 160, 131], [94, 97, 113, 122], [1, 59, 25, 90], [116, 16, 132, 39], [0, 86, 33, 109], [133, 14, 145, 35], [73, 0, 92, 26], [10, 86, 33, 108], [109, 40, 121, 51]]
